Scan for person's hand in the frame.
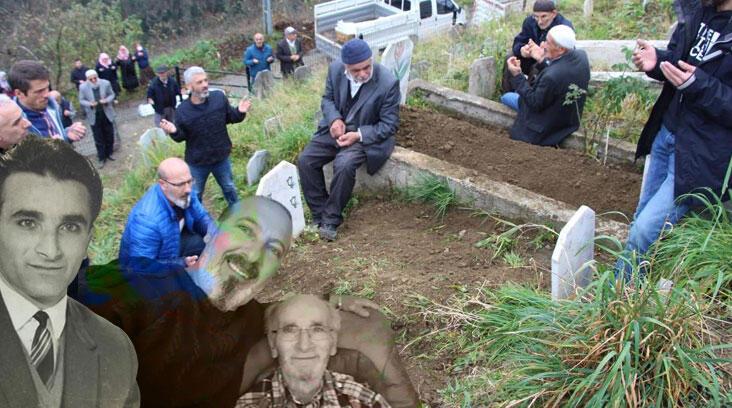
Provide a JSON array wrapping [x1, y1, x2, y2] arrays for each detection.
[[632, 39, 658, 72], [67, 122, 86, 141], [330, 119, 345, 139], [506, 56, 522, 77], [64, 110, 72, 117], [159, 118, 177, 133], [147, 98, 154, 105], [334, 295, 380, 318], [660, 60, 696, 87], [291, 54, 300, 61], [337, 131, 360, 147], [267, 56, 274, 63], [238, 98, 252, 113], [529, 42, 545, 62], [253, 58, 259, 64], [520, 43, 532, 58], [184, 255, 199, 267], [90, 101, 98, 108]]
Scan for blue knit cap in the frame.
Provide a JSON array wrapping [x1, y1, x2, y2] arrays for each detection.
[[341, 39, 372, 64]]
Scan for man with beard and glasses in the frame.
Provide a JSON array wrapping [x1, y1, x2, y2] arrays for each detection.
[[119, 157, 217, 272], [236, 295, 390, 407], [297, 39, 400, 241], [615, 0, 732, 278], [160, 66, 251, 207], [77, 197, 419, 407]]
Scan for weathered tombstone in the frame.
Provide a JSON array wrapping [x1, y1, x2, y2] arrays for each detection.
[[293, 65, 312, 82], [263, 116, 283, 138], [253, 70, 275, 99], [411, 60, 431, 80], [246, 149, 270, 186], [468, 57, 497, 100], [583, 0, 593, 18], [255, 161, 305, 237], [380, 38, 414, 105], [551, 205, 595, 300], [137, 127, 170, 166]]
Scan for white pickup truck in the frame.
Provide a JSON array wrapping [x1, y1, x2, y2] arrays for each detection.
[[314, 0, 467, 61]]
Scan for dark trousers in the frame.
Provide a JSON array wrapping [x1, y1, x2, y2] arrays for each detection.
[[92, 110, 115, 161], [298, 139, 366, 227], [180, 228, 206, 257]]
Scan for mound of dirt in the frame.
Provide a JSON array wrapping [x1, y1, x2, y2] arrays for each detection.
[[397, 106, 642, 219]]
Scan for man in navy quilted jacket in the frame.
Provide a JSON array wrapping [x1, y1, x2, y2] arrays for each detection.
[[119, 157, 217, 271]]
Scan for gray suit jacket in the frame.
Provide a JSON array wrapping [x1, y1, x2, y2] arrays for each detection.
[[315, 61, 400, 175], [78, 79, 116, 126], [0, 293, 140, 407]]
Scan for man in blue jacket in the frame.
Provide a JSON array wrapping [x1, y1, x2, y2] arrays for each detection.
[[501, 0, 573, 93], [244, 33, 275, 88], [615, 0, 732, 277], [119, 157, 217, 271]]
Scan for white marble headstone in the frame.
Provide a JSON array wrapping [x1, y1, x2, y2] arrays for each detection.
[[255, 161, 305, 237], [551, 205, 595, 300], [247, 149, 270, 186], [137, 127, 170, 166], [380, 38, 414, 105]]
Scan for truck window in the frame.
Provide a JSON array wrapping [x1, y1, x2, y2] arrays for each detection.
[[436, 0, 455, 14], [419, 0, 432, 19], [386, 0, 411, 10]]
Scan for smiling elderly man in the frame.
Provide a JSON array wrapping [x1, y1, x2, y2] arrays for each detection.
[[236, 294, 390, 407]]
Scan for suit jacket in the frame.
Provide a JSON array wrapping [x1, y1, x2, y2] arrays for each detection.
[[315, 61, 400, 175], [0, 292, 139, 407], [509, 49, 590, 146], [78, 79, 116, 126], [275, 38, 304, 75]]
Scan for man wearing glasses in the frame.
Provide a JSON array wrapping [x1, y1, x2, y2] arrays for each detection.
[[501, 0, 573, 93], [236, 294, 391, 407], [119, 157, 217, 271]]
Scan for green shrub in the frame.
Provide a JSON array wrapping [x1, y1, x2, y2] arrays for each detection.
[[402, 174, 459, 219]]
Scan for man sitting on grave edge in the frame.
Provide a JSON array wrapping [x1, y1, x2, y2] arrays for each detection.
[[501, 0, 573, 93], [298, 39, 400, 241], [119, 157, 217, 272], [236, 294, 391, 407], [501, 25, 590, 147]]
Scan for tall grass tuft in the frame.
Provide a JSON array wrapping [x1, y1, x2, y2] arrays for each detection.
[[402, 173, 459, 219], [416, 273, 732, 407]]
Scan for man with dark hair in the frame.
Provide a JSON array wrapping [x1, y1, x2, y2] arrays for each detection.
[[8, 60, 85, 142], [502, 25, 590, 146], [69, 59, 88, 90], [0, 137, 139, 407], [298, 39, 400, 241], [615, 0, 732, 277], [501, 0, 573, 93]]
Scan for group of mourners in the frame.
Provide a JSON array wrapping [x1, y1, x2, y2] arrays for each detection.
[[70, 43, 154, 95], [0, 0, 730, 406]]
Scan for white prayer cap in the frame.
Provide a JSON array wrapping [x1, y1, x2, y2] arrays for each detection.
[[548, 25, 576, 50], [85, 69, 98, 79]]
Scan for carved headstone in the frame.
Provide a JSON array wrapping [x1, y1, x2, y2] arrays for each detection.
[[263, 116, 283, 138], [137, 127, 170, 166], [468, 57, 497, 100], [293, 65, 312, 82], [380, 38, 414, 105], [255, 161, 305, 237], [247, 149, 270, 186], [583, 0, 593, 18], [551, 205, 595, 300], [253, 70, 275, 99]]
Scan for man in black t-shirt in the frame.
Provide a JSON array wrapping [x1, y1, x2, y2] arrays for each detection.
[[616, 0, 732, 277]]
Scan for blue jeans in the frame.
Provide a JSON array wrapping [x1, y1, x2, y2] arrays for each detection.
[[500, 92, 520, 112], [614, 126, 689, 279], [188, 157, 239, 206]]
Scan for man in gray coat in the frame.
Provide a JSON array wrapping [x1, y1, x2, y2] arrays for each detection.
[[298, 39, 400, 241], [78, 70, 116, 167]]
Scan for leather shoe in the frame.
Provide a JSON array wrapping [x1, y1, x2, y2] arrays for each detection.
[[107, 155, 116, 161], [318, 224, 337, 241]]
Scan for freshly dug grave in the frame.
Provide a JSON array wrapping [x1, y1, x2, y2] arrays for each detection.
[[397, 106, 642, 219], [257, 197, 554, 405]]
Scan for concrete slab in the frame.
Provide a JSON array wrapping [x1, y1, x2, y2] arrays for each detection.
[[577, 40, 667, 70]]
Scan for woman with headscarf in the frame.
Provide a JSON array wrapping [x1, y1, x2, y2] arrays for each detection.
[[116, 45, 139, 92], [96, 53, 121, 95]]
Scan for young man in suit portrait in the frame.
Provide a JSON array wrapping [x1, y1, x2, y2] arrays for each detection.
[[0, 137, 139, 407]]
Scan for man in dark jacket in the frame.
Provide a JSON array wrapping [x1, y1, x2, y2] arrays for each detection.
[[147, 65, 180, 127], [615, 0, 732, 277], [276, 26, 305, 78], [69, 59, 88, 90], [501, 0, 573, 93], [501, 25, 590, 146], [159, 66, 251, 206]]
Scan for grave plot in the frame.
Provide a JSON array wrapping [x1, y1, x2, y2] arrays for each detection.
[[258, 197, 555, 404], [397, 106, 642, 219]]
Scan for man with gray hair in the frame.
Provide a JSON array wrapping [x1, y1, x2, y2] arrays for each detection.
[[0, 94, 32, 153], [159, 66, 252, 206], [78, 69, 116, 167], [500, 24, 590, 146], [236, 294, 391, 407], [276, 26, 304, 78]]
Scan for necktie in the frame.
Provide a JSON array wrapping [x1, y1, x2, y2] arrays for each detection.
[[31, 311, 55, 387]]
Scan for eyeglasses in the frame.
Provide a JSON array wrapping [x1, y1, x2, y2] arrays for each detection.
[[273, 324, 333, 341], [161, 178, 193, 188]]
